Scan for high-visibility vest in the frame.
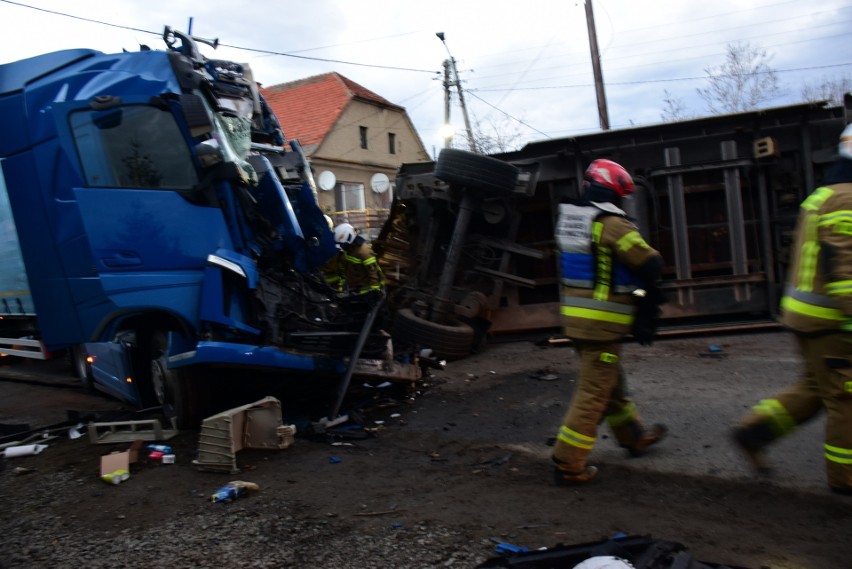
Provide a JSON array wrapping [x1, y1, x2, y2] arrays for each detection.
[[556, 202, 652, 340], [781, 183, 852, 333]]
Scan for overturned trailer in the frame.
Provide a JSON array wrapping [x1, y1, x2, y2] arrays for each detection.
[[376, 97, 852, 358]]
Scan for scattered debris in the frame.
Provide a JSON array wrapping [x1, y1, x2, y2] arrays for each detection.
[[193, 397, 296, 474], [477, 534, 752, 568], [87, 418, 177, 444], [2, 443, 48, 457], [99, 441, 141, 484], [698, 345, 726, 358], [210, 480, 260, 503], [101, 469, 130, 485]]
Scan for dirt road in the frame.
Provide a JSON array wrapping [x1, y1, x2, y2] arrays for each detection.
[[0, 330, 850, 568]]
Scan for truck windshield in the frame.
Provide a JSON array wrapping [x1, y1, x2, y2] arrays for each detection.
[[70, 105, 198, 189]]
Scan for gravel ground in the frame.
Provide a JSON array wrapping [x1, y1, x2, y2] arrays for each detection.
[[1, 330, 851, 568]]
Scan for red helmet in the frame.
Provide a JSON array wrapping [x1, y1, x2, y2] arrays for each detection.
[[584, 159, 635, 197]]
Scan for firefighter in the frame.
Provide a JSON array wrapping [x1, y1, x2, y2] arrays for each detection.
[[551, 158, 668, 486], [732, 123, 852, 495], [320, 216, 345, 292], [333, 223, 385, 299]]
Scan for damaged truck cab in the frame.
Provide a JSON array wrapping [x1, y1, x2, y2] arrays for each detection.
[[0, 28, 417, 426]]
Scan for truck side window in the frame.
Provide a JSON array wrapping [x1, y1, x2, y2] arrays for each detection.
[[70, 105, 198, 189]]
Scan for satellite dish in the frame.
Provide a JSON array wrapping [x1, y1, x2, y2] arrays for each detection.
[[370, 172, 390, 193], [318, 170, 336, 191]]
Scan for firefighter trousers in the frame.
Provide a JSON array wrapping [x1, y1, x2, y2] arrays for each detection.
[[735, 332, 852, 491], [551, 340, 647, 472]]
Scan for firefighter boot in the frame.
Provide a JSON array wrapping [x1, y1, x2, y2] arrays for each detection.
[[553, 465, 600, 487], [731, 424, 774, 477], [552, 456, 599, 486], [620, 422, 668, 457]]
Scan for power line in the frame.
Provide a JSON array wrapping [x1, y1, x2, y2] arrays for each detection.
[[0, 0, 439, 74], [472, 62, 852, 93], [466, 91, 552, 139]]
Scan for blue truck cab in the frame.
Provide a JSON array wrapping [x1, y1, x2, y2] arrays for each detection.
[[0, 28, 417, 426]]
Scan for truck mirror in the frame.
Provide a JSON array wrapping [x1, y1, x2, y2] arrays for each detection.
[[196, 139, 223, 168]]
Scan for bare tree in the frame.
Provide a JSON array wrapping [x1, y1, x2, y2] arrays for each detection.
[[453, 115, 525, 154], [801, 74, 852, 106], [660, 89, 692, 122], [697, 41, 783, 114]]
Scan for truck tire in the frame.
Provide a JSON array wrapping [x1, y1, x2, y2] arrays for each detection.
[[434, 148, 520, 195], [393, 308, 475, 361], [150, 332, 205, 430], [70, 344, 94, 391]]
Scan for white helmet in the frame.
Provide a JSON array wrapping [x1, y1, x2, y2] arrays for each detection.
[[572, 557, 634, 569], [333, 223, 357, 244], [839, 123, 852, 160]]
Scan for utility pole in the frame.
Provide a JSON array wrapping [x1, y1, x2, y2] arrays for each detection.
[[584, 0, 610, 130], [443, 59, 452, 148], [437, 33, 479, 153]]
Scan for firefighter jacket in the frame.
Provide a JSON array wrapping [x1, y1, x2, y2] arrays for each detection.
[[340, 239, 385, 295], [781, 181, 852, 333], [320, 250, 345, 292], [556, 201, 661, 341]]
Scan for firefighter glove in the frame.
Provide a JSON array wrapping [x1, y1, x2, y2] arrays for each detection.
[[632, 295, 661, 346]]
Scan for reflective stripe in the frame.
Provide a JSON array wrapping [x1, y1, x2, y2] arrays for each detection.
[[562, 296, 634, 314], [801, 186, 834, 211], [616, 231, 648, 252], [592, 221, 604, 244], [594, 247, 612, 301], [752, 399, 796, 436], [599, 352, 619, 364], [825, 280, 852, 296], [605, 401, 637, 427], [824, 443, 852, 465], [798, 216, 819, 291], [818, 210, 852, 236], [781, 295, 844, 322], [557, 425, 595, 450], [561, 305, 634, 325], [845, 381, 852, 393], [344, 254, 376, 265]]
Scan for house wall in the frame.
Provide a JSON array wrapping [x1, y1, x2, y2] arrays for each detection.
[[311, 100, 430, 239]]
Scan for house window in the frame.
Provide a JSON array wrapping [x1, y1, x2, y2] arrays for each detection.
[[388, 133, 396, 155], [359, 126, 368, 149], [336, 182, 366, 212]]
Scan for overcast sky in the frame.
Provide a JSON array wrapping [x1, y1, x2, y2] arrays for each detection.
[[2, 0, 851, 157]]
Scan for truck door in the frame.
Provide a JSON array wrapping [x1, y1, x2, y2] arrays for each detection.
[[58, 100, 234, 334]]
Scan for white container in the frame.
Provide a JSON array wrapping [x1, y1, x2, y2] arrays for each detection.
[[2, 444, 48, 458]]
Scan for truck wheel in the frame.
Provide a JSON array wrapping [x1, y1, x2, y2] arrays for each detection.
[[393, 308, 475, 361], [150, 332, 204, 430], [70, 344, 93, 391], [434, 148, 520, 195]]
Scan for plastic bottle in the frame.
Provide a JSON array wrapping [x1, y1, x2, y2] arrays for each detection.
[[210, 480, 260, 503], [211, 485, 245, 503]]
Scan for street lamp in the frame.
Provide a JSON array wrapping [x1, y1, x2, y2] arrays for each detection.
[[435, 32, 478, 153]]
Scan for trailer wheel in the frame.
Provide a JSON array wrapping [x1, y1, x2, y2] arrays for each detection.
[[151, 333, 204, 430], [70, 344, 93, 391], [434, 148, 520, 195], [393, 308, 475, 361]]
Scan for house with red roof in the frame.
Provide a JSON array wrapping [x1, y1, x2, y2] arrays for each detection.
[[262, 72, 430, 239]]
